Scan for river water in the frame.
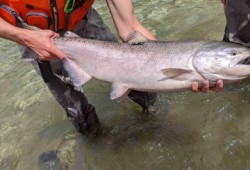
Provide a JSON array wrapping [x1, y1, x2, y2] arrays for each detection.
[[0, 0, 250, 170]]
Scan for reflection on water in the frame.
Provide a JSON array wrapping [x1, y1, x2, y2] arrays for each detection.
[[0, 0, 250, 170]]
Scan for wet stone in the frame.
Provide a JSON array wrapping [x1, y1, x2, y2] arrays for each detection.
[[38, 150, 63, 170]]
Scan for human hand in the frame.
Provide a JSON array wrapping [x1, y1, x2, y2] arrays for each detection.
[[191, 80, 224, 93], [22, 29, 66, 61]]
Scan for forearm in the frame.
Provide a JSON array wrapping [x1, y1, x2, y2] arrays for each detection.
[[0, 17, 65, 60], [106, 0, 156, 41], [130, 17, 156, 41], [0, 17, 31, 44]]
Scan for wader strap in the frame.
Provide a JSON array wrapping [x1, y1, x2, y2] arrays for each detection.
[[37, 61, 54, 83], [50, 0, 58, 32], [0, 3, 24, 23]]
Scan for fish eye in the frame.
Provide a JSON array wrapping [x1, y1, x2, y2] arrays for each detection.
[[223, 49, 238, 56], [231, 50, 237, 56]]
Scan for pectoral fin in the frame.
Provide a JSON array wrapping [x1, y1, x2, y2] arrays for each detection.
[[110, 83, 130, 100], [63, 60, 92, 87], [161, 68, 193, 79]]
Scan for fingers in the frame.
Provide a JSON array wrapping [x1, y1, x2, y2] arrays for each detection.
[[48, 38, 66, 60], [36, 43, 66, 61], [192, 80, 224, 93], [36, 30, 66, 60], [39, 55, 58, 61], [191, 82, 199, 93], [201, 80, 209, 93], [37, 50, 58, 61], [191, 80, 209, 93], [51, 47, 67, 60], [211, 79, 223, 92], [46, 30, 66, 60]]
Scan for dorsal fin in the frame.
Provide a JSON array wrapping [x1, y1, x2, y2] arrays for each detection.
[[127, 30, 149, 45], [63, 31, 80, 38], [110, 83, 130, 100]]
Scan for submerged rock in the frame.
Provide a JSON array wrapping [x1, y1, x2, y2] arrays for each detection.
[[38, 150, 62, 170]]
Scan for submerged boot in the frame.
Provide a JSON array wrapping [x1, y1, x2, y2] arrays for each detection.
[[67, 104, 100, 136], [128, 90, 157, 114]]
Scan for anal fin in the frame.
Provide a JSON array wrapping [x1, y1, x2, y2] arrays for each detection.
[[110, 83, 130, 100]]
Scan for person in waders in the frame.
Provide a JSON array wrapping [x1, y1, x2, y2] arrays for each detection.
[[0, 0, 223, 136], [222, 0, 250, 44]]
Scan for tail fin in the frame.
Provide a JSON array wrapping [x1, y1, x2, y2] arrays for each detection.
[[18, 45, 36, 62]]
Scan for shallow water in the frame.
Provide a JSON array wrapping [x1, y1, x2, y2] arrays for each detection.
[[0, 0, 250, 170]]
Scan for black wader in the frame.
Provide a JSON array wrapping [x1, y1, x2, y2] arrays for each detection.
[[223, 0, 250, 43]]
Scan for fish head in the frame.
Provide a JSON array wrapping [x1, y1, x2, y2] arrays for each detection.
[[193, 42, 250, 82]]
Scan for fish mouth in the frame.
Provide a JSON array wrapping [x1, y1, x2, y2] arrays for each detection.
[[237, 56, 250, 65]]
